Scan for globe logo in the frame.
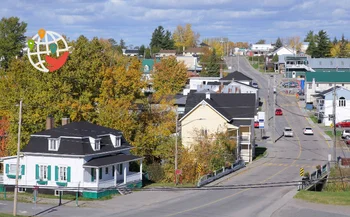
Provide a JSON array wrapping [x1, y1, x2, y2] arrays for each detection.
[[27, 29, 71, 72]]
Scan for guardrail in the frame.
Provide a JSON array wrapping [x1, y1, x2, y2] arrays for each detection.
[[298, 163, 330, 190], [197, 160, 245, 187]]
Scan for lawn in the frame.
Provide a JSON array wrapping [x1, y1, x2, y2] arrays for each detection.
[[253, 147, 267, 161], [309, 115, 318, 124], [325, 130, 342, 138], [294, 191, 350, 206], [144, 182, 195, 188], [0, 213, 27, 217]]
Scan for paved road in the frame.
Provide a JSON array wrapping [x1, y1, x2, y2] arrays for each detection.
[[0, 57, 347, 217]]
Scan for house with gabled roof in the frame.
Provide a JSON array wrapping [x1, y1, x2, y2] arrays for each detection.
[[0, 118, 143, 199], [219, 71, 253, 85], [180, 92, 256, 162], [156, 49, 176, 57], [183, 47, 205, 57]]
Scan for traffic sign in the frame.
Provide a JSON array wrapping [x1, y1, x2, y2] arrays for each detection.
[[300, 168, 304, 177], [175, 169, 182, 175], [33, 185, 39, 190], [197, 164, 202, 174]]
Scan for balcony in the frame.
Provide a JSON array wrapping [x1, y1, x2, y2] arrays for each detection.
[[240, 134, 251, 144], [83, 172, 142, 190]]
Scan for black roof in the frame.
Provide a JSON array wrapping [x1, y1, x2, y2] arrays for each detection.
[[125, 49, 139, 54], [207, 81, 231, 85], [231, 120, 252, 126], [314, 86, 341, 96], [22, 122, 132, 155], [84, 154, 142, 168], [219, 71, 253, 81], [183, 93, 256, 120]]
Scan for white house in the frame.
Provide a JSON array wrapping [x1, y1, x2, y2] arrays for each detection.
[[250, 44, 274, 56], [183, 47, 205, 57], [305, 71, 350, 104], [156, 49, 176, 57], [314, 86, 350, 126], [122, 49, 139, 56], [1, 119, 143, 199], [180, 92, 256, 162], [270, 46, 296, 56]]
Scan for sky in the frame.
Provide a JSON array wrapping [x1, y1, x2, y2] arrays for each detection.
[[2, 0, 350, 47]]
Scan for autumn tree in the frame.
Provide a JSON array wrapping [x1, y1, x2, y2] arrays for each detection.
[[173, 23, 200, 51], [0, 17, 27, 69], [256, 39, 266, 44], [288, 36, 302, 53], [202, 38, 230, 57], [152, 56, 188, 97]]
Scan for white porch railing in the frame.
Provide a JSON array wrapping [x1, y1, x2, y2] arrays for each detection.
[[240, 134, 251, 144], [126, 172, 141, 183], [0, 175, 3, 183], [98, 179, 115, 189]]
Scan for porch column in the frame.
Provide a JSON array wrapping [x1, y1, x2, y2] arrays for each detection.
[[114, 164, 117, 186], [123, 163, 127, 184], [140, 159, 143, 180], [96, 167, 99, 187]]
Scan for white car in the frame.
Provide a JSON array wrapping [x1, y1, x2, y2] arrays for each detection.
[[341, 129, 350, 139], [252, 82, 258, 88], [303, 127, 314, 135], [283, 127, 294, 137]]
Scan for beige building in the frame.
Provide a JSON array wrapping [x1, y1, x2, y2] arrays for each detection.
[[156, 49, 176, 57], [179, 92, 256, 162]]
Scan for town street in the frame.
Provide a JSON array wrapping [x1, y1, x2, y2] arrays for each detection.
[[0, 57, 348, 217]]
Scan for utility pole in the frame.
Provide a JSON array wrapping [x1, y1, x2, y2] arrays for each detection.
[[175, 112, 179, 185], [13, 100, 22, 216], [272, 75, 276, 143], [333, 84, 337, 165], [237, 54, 240, 71]]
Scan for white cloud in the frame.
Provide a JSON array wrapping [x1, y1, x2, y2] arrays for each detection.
[[332, 8, 348, 18]]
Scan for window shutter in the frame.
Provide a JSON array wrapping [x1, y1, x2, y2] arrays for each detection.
[[91, 168, 95, 182], [48, 165, 51, 180], [21, 165, 25, 175], [35, 164, 39, 179], [67, 167, 71, 182], [55, 166, 59, 181], [5, 164, 9, 174], [99, 168, 102, 180]]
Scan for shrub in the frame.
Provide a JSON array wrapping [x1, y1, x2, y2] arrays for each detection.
[[145, 162, 165, 182]]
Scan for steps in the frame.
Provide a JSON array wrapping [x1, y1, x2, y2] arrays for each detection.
[[117, 187, 132, 195]]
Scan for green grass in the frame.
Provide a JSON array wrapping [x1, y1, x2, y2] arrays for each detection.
[[325, 130, 342, 138], [4, 192, 113, 202], [144, 182, 195, 188], [253, 147, 267, 161], [0, 213, 27, 217], [294, 190, 350, 206], [309, 115, 318, 124]]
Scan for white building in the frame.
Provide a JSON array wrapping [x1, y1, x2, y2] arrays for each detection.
[[156, 49, 176, 57], [305, 71, 350, 104], [250, 44, 274, 56], [1, 119, 143, 199], [176, 56, 202, 71], [314, 87, 350, 126], [270, 46, 295, 56]]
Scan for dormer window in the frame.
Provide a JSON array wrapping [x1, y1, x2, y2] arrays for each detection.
[[94, 139, 101, 151], [48, 138, 59, 151], [116, 136, 121, 147]]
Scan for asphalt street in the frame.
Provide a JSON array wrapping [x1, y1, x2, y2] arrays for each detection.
[[0, 56, 348, 217]]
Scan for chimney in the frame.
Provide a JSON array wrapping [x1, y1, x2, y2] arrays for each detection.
[[46, 116, 54, 130], [62, 117, 70, 126], [205, 92, 211, 100]]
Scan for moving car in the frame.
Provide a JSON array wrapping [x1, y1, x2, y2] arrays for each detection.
[[283, 127, 294, 137], [336, 119, 350, 128], [254, 121, 259, 128], [303, 127, 314, 135], [341, 129, 350, 139], [275, 108, 283, 116]]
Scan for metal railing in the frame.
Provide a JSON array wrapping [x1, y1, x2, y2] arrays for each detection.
[[240, 135, 250, 143], [197, 160, 245, 187], [298, 163, 330, 190]]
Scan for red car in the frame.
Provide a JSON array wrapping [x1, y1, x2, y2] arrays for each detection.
[[336, 119, 350, 128], [275, 108, 283, 116], [254, 121, 259, 128]]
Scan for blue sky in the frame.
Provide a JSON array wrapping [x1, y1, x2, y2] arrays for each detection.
[[2, 0, 350, 47]]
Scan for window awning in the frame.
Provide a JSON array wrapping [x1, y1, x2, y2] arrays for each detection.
[[83, 154, 142, 168]]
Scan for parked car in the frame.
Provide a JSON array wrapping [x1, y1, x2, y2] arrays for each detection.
[[275, 108, 283, 116], [283, 127, 294, 137], [254, 121, 259, 128], [345, 139, 350, 145], [341, 129, 350, 139], [273, 87, 276, 94], [282, 82, 298, 88], [252, 82, 258, 88], [336, 119, 350, 128], [303, 127, 314, 135]]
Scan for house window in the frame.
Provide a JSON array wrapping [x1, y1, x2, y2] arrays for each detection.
[[54, 190, 63, 196], [118, 164, 123, 175], [339, 97, 346, 107], [308, 83, 312, 89], [48, 139, 59, 151], [116, 136, 121, 147], [329, 83, 332, 87], [342, 84, 345, 86], [316, 84, 319, 87], [201, 129, 208, 137], [39, 165, 48, 180], [341, 61, 344, 65], [9, 164, 17, 174], [94, 139, 101, 150], [18, 188, 26, 193], [59, 166, 67, 181], [105, 167, 108, 174]]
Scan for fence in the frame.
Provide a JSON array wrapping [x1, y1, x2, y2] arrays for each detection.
[[197, 160, 245, 187], [298, 163, 330, 190]]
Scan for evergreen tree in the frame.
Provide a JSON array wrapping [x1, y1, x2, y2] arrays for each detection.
[[304, 30, 314, 42], [272, 54, 279, 63], [139, 45, 145, 56], [119, 39, 126, 49], [332, 37, 338, 45], [306, 38, 316, 57], [274, 37, 283, 50], [203, 49, 220, 77], [150, 26, 175, 54], [0, 17, 27, 69], [314, 30, 331, 58], [339, 34, 348, 57]]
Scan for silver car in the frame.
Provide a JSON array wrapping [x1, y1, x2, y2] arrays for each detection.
[[283, 127, 294, 137]]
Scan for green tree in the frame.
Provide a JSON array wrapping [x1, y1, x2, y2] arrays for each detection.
[[145, 47, 151, 59], [150, 26, 175, 54], [152, 56, 188, 97], [139, 45, 145, 56], [339, 34, 349, 57], [202, 49, 220, 77], [272, 54, 279, 63], [306, 37, 317, 57], [304, 30, 315, 42], [274, 37, 283, 50], [332, 37, 338, 45], [256, 39, 266, 44], [0, 17, 27, 69], [314, 30, 331, 58], [119, 39, 126, 49]]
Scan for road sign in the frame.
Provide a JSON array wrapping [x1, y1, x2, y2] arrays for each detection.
[[197, 164, 202, 174], [33, 185, 39, 190], [300, 168, 304, 177], [259, 122, 264, 129], [175, 169, 182, 175], [258, 112, 265, 121]]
